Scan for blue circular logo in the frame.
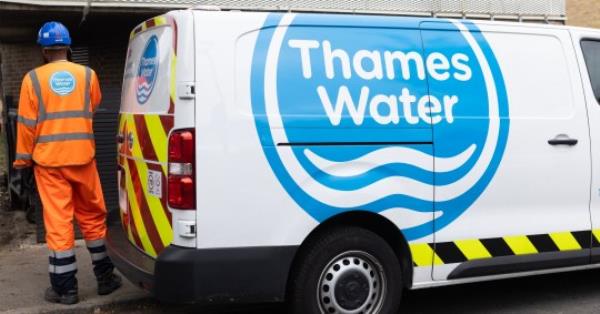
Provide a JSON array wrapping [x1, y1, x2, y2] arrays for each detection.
[[49, 71, 75, 96], [136, 35, 159, 105], [251, 14, 509, 240]]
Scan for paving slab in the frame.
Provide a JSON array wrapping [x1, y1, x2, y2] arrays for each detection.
[[0, 240, 151, 314]]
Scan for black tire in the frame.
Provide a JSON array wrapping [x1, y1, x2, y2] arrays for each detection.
[[288, 226, 403, 314]]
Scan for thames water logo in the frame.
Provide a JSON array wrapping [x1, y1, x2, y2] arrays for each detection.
[[50, 71, 75, 96], [251, 14, 509, 240], [136, 35, 159, 105]]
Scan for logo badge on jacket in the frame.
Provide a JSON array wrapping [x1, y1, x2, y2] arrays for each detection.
[[251, 14, 510, 240], [136, 35, 159, 105], [50, 71, 75, 96]]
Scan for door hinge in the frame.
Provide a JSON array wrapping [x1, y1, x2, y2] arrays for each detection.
[[177, 82, 195, 100]]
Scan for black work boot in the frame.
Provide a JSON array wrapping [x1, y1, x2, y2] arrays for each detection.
[[44, 287, 79, 305], [86, 239, 122, 295], [97, 272, 123, 295], [48, 249, 78, 304]]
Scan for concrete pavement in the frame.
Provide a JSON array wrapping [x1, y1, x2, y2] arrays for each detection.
[[0, 240, 151, 314], [4, 238, 600, 313]]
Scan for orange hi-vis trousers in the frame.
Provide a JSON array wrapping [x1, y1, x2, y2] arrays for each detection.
[[34, 160, 107, 251]]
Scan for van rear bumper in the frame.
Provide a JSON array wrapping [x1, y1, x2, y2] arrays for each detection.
[[106, 210, 298, 304], [105, 211, 156, 291]]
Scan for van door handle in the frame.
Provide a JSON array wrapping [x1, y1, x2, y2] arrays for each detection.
[[548, 135, 578, 146]]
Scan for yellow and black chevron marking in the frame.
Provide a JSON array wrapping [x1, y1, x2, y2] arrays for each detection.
[[410, 230, 600, 267]]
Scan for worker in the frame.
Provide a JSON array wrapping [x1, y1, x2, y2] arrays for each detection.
[[13, 21, 121, 305]]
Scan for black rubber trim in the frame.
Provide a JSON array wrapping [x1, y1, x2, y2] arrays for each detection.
[[448, 249, 591, 279], [105, 210, 155, 290], [589, 248, 600, 263], [155, 244, 298, 304]]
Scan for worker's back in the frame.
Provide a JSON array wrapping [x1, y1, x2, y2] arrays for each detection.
[[17, 60, 101, 167]]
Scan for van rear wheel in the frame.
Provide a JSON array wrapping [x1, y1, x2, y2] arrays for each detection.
[[288, 227, 403, 314]]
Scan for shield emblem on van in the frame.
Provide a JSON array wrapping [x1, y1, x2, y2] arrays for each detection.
[[136, 35, 159, 105]]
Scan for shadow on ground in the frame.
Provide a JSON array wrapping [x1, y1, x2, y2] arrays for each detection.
[[92, 267, 600, 314]]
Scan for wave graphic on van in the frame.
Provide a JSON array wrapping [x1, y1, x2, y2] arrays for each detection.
[[136, 80, 153, 101], [251, 14, 509, 240], [304, 144, 477, 177]]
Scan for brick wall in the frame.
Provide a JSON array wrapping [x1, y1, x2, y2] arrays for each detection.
[[0, 41, 125, 108], [0, 43, 43, 107], [87, 41, 128, 111], [567, 0, 600, 28]]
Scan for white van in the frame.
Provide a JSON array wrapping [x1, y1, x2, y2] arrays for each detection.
[[106, 8, 600, 313]]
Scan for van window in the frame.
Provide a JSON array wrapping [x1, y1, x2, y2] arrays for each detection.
[[582, 40, 600, 103]]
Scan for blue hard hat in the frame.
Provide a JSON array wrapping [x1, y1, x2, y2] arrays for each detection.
[[37, 21, 71, 47]]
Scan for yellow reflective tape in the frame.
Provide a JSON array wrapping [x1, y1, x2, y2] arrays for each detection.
[[503, 235, 538, 255], [593, 229, 600, 243], [154, 16, 168, 26], [454, 239, 492, 260], [123, 159, 157, 257], [410, 243, 443, 266], [126, 115, 145, 160], [144, 114, 168, 174], [133, 159, 173, 247], [170, 54, 177, 102], [128, 114, 172, 246], [126, 223, 134, 245], [549, 232, 581, 251]]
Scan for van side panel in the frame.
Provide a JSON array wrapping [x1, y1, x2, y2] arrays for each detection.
[[431, 25, 592, 280], [194, 12, 319, 249]]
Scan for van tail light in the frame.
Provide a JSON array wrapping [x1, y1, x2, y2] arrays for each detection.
[[168, 129, 195, 209]]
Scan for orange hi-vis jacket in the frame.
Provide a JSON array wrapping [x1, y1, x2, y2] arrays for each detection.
[[14, 61, 101, 168]]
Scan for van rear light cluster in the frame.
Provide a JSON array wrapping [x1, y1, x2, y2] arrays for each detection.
[[168, 129, 195, 209]]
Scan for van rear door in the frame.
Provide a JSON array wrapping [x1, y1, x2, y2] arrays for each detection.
[[117, 15, 178, 258]]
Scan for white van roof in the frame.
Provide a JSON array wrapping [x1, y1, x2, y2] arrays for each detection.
[[190, 0, 566, 23], [1, 0, 567, 23]]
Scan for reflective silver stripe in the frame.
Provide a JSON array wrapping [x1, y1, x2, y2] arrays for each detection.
[[86, 239, 105, 248], [50, 249, 75, 259], [49, 263, 77, 274], [15, 153, 32, 160], [17, 115, 37, 127], [91, 252, 108, 261], [36, 132, 94, 143], [84, 67, 91, 114], [28, 70, 46, 120], [43, 110, 92, 121]]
